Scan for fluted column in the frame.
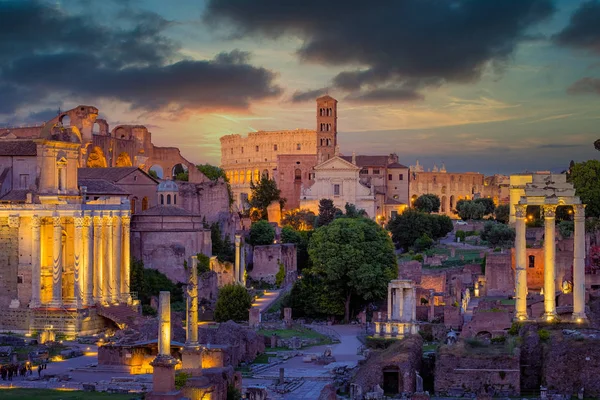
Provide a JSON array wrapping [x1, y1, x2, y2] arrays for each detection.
[[121, 215, 131, 303], [83, 216, 93, 306], [73, 216, 84, 308], [52, 214, 62, 307], [543, 205, 557, 320], [30, 215, 41, 308], [387, 285, 392, 321], [234, 234, 241, 283], [113, 214, 122, 303], [93, 216, 103, 303], [573, 204, 587, 321], [186, 255, 198, 346], [104, 215, 114, 303], [515, 204, 528, 320]]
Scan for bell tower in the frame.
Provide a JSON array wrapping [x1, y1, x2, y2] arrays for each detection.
[[316, 95, 338, 163]]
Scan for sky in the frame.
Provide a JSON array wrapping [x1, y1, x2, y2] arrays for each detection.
[[1, 0, 600, 175]]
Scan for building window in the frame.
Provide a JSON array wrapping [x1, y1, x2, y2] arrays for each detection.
[[433, 176, 437, 183], [309, 173, 315, 180], [142, 197, 149, 211], [131, 197, 137, 213], [274, 144, 278, 151], [399, 174, 404, 181], [174, 194, 177, 204], [391, 211, 398, 219], [231, 148, 233, 155], [160, 194, 164, 205], [297, 143, 301, 150], [529, 255, 535, 269], [256, 145, 259, 152], [241, 147, 244, 154], [167, 194, 171, 205], [388, 174, 392, 181], [294, 169, 302, 181], [360, 169, 368, 175], [19, 174, 29, 189], [333, 184, 340, 196], [373, 169, 380, 175]]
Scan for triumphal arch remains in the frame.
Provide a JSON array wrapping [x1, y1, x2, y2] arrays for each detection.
[[511, 173, 586, 322]]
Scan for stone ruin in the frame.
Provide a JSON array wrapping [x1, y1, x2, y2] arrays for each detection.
[[374, 280, 419, 338]]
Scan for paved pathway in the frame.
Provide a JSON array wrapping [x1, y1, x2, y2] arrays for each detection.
[[253, 289, 282, 313]]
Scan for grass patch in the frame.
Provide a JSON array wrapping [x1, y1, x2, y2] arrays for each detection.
[[258, 327, 332, 348], [0, 389, 134, 400], [253, 352, 276, 364], [422, 343, 438, 352]]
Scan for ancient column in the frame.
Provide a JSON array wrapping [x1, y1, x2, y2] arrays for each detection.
[[399, 287, 405, 321], [121, 215, 131, 303], [158, 291, 171, 355], [113, 215, 122, 303], [103, 215, 114, 303], [186, 256, 198, 345], [93, 216, 103, 302], [73, 215, 84, 308], [83, 216, 94, 305], [412, 287, 417, 322], [387, 285, 392, 321], [240, 237, 246, 285], [515, 204, 528, 320], [30, 215, 41, 308], [573, 204, 587, 321], [52, 214, 62, 306], [543, 205, 557, 320], [234, 234, 241, 283]]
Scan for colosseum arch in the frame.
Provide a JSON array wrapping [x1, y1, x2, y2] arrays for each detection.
[[87, 146, 108, 168], [115, 152, 133, 167]]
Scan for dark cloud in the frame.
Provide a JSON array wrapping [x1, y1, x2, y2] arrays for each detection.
[[536, 143, 582, 149], [0, 0, 281, 117], [553, 1, 600, 54], [205, 0, 555, 101], [567, 77, 600, 95], [344, 87, 425, 103], [290, 87, 330, 103]]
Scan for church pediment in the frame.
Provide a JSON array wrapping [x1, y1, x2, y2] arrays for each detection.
[[314, 156, 360, 171]]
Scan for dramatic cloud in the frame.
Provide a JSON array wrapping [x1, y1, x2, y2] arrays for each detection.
[[0, 0, 281, 116], [205, 0, 555, 101], [290, 87, 330, 103], [553, 0, 600, 54], [567, 77, 600, 95]]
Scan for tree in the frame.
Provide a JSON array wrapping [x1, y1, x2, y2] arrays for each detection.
[[281, 226, 313, 272], [414, 233, 434, 252], [148, 169, 159, 179], [130, 258, 183, 306], [249, 176, 284, 220], [175, 171, 189, 181], [317, 198, 337, 227], [308, 217, 397, 322], [248, 220, 275, 246], [495, 204, 510, 223], [456, 200, 486, 220], [211, 223, 235, 262], [569, 160, 600, 217], [387, 210, 452, 251], [474, 198, 496, 215], [414, 194, 441, 213], [480, 221, 515, 246], [282, 208, 316, 230], [214, 284, 252, 322]]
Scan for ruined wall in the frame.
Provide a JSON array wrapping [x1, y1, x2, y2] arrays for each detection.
[[485, 253, 514, 296], [250, 244, 297, 285], [0, 218, 19, 307], [197, 321, 265, 367], [435, 342, 520, 397], [398, 260, 422, 284], [421, 271, 447, 293], [461, 308, 512, 339]]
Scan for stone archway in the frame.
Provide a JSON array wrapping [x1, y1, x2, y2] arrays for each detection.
[[87, 146, 107, 168], [382, 366, 400, 394], [149, 165, 164, 179]]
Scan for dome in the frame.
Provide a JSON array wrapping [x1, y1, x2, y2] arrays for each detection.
[[157, 180, 179, 192]]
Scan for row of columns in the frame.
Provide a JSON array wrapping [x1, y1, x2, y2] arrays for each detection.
[[514, 204, 586, 321], [27, 213, 131, 309]]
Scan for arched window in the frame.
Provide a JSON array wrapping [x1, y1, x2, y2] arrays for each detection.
[[294, 169, 302, 182], [262, 169, 269, 179], [142, 197, 149, 211], [131, 197, 137, 214], [167, 194, 171, 205], [160, 194, 164, 205], [174, 194, 177, 205]]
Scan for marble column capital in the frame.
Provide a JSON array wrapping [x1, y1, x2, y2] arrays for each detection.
[[112, 215, 122, 225], [543, 205, 557, 218], [515, 204, 527, 218], [93, 215, 103, 227], [103, 215, 113, 226], [31, 215, 42, 228], [122, 215, 131, 227], [573, 204, 586, 218], [73, 216, 84, 228], [83, 216, 92, 227], [52, 216, 61, 227], [8, 215, 20, 228]]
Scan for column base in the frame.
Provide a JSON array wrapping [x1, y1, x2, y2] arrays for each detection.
[[48, 300, 63, 308], [514, 312, 529, 322], [572, 312, 588, 323], [542, 311, 557, 322], [29, 300, 41, 309]]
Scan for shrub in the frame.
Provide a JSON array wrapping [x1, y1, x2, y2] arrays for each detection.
[[456, 230, 466, 242], [412, 254, 424, 262], [196, 253, 211, 275], [142, 304, 157, 316], [249, 220, 275, 246], [491, 336, 506, 344], [366, 337, 397, 349], [414, 233, 434, 252], [508, 322, 522, 336], [175, 372, 191, 389], [538, 329, 550, 341], [214, 284, 252, 322], [275, 263, 285, 287]]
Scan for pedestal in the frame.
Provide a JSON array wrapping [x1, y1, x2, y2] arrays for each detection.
[[181, 346, 203, 372], [147, 355, 182, 400]]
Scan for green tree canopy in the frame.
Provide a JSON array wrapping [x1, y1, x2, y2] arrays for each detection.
[[210, 223, 235, 262], [197, 164, 228, 181], [249, 176, 283, 220], [317, 198, 337, 227], [214, 284, 252, 322], [414, 194, 441, 213], [281, 226, 313, 272], [456, 200, 486, 220], [282, 208, 316, 230], [495, 204, 510, 223], [248, 220, 275, 246], [387, 210, 453, 251], [569, 160, 600, 217], [480, 221, 515, 246], [308, 217, 397, 322], [474, 197, 496, 215], [344, 203, 368, 218]]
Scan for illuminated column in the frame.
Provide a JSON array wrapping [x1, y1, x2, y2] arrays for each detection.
[[83, 216, 93, 305], [186, 255, 198, 345], [412, 287, 417, 321], [573, 204, 587, 321], [515, 204, 528, 320], [387, 285, 392, 321], [121, 215, 131, 303], [73, 216, 84, 308], [52, 214, 62, 307], [103, 215, 114, 303], [234, 234, 241, 283], [93, 216, 103, 302], [398, 288, 404, 321], [113, 214, 122, 303], [240, 237, 246, 285], [543, 205, 557, 320], [30, 215, 41, 308], [158, 291, 171, 356]]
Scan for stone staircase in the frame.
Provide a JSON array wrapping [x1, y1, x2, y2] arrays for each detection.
[[96, 304, 142, 329]]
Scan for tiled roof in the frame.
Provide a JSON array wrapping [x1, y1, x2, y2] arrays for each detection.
[[385, 197, 406, 205], [340, 155, 389, 167], [137, 205, 193, 216], [78, 179, 128, 195], [0, 140, 37, 156], [387, 162, 409, 169], [0, 189, 29, 201], [77, 167, 142, 182]]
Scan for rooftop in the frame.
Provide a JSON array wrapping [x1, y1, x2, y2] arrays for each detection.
[[0, 140, 37, 156]]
